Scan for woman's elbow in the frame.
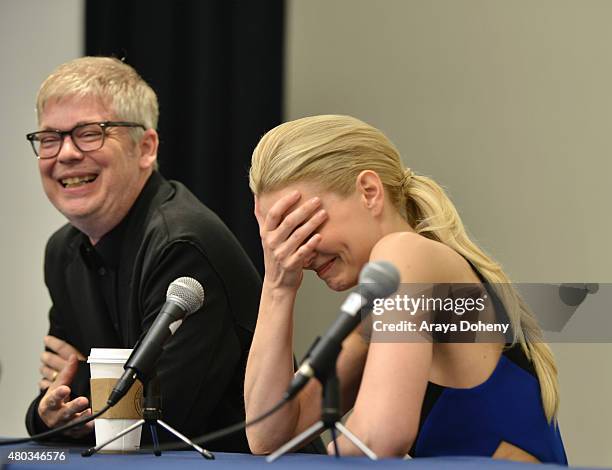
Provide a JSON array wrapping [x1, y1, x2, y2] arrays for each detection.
[[355, 428, 416, 458], [246, 431, 273, 455], [373, 437, 415, 458], [246, 427, 290, 456], [248, 442, 271, 456]]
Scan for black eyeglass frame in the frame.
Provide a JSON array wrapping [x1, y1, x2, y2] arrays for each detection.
[[25, 121, 147, 159]]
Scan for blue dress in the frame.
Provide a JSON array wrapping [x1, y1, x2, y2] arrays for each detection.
[[410, 345, 567, 464], [409, 276, 568, 464]]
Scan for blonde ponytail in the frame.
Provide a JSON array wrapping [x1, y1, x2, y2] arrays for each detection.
[[403, 173, 559, 421]]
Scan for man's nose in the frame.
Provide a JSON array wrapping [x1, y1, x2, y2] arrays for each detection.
[[56, 135, 84, 163]]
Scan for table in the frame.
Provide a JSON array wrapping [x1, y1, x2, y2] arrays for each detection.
[[0, 442, 601, 470]]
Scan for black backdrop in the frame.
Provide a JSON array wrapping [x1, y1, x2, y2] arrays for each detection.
[[85, 0, 286, 273]]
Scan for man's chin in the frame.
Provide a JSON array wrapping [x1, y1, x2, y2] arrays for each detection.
[[55, 203, 98, 227], [56, 203, 93, 218]]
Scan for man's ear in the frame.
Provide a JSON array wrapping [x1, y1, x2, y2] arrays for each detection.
[[138, 129, 159, 170], [355, 170, 384, 216]]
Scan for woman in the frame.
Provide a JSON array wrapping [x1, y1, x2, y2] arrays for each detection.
[[244, 115, 567, 463]]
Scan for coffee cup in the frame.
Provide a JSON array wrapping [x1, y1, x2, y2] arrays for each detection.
[[88, 348, 143, 452]]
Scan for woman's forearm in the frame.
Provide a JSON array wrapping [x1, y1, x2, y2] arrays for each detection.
[[244, 282, 302, 453]]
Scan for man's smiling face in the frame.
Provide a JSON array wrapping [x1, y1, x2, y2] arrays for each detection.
[[37, 95, 146, 239]]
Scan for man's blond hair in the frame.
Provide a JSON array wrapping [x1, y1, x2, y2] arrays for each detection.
[[37, 56, 159, 143]]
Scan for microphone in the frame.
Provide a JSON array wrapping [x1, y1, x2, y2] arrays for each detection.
[[107, 277, 204, 406], [285, 261, 400, 400]]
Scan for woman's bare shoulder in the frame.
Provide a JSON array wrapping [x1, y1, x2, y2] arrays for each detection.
[[370, 232, 471, 283]]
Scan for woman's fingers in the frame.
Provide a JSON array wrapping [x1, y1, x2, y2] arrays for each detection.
[[274, 197, 322, 242], [275, 210, 327, 260], [261, 191, 301, 232], [283, 234, 322, 270], [257, 190, 327, 289], [299, 233, 322, 258]]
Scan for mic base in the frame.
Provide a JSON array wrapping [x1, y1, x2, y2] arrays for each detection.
[[268, 368, 378, 461], [86, 372, 214, 459], [81, 418, 214, 459]]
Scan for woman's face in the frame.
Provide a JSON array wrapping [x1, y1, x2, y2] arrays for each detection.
[[256, 181, 383, 291]]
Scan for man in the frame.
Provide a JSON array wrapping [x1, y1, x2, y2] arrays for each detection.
[[24, 57, 261, 451]]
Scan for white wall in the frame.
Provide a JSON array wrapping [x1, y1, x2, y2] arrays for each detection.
[[0, 1, 610, 466], [286, 1, 612, 467], [0, 0, 83, 436]]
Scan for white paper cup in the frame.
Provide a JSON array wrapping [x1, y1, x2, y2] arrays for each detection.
[[88, 348, 142, 452]]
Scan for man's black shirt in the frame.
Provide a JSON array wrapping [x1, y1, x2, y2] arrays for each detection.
[[25, 171, 261, 452]]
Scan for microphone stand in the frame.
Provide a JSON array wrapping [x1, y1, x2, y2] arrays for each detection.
[[82, 372, 214, 459], [266, 350, 377, 461]]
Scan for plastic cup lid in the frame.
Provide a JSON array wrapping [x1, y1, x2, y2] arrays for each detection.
[[87, 348, 133, 364]]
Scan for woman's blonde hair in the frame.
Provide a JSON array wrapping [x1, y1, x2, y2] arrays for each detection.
[[249, 114, 559, 422], [37, 56, 158, 143]]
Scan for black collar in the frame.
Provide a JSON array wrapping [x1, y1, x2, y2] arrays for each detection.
[[80, 171, 165, 269]]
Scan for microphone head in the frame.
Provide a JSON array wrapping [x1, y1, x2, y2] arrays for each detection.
[[166, 277, 205, 314], [359, 261, 400, 300]]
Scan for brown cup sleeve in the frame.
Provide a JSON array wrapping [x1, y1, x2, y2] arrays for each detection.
[[90, 378, 143, 419]]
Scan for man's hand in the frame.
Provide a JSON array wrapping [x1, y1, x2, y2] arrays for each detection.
[[38, 336, 85, 390], [37, 354, 94, 438]]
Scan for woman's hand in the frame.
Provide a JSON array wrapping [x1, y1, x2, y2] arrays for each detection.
[[255, 191, 327, 291], [246, 191, 327, 453]]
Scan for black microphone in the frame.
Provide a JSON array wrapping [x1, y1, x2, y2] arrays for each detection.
[[284, 261, 400, 400], [107, 277, 204, 406]]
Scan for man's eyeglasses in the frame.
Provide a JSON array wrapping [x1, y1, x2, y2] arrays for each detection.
[[26, 121, 146, 159]]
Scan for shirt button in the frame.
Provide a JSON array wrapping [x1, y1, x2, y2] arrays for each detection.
[[98, 267, 107, 276]]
